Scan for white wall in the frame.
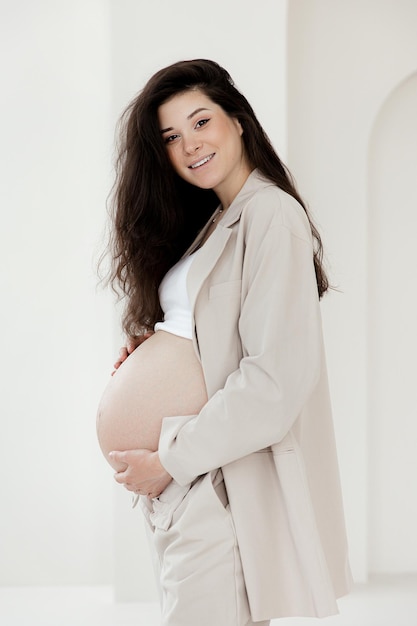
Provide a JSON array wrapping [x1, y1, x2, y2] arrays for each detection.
[[287, 0, 417, 581], [0, 0, 114, 585]]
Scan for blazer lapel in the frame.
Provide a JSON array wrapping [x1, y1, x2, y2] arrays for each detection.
[[187, 224, 232, 313], [186, 169, 275, 345]]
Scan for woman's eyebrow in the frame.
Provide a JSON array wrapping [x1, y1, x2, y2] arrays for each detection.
[[187, 107, 211, 120], [160, 108, 211, 134]]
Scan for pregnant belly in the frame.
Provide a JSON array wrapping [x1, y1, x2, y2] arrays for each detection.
[[96, 331, 208, 471]]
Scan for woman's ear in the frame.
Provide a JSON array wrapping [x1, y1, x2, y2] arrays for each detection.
[[234, 117, 244, 136]]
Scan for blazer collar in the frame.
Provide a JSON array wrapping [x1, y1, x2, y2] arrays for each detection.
[[187, 224, 231, 331], [217, 168, 275, 228], [185, 168, 274, 256]]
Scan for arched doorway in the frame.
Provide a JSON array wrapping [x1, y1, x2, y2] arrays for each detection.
[[368, 72, 417, 573]]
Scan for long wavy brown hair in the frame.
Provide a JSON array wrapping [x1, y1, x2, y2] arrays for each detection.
[[106, 59, 329, 337]]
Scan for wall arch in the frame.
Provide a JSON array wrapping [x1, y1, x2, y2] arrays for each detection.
[[368, 71, 417, 573], [287, 0, 417, 581]]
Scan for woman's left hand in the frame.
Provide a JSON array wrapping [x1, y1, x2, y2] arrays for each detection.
[[110, 449, 173, 498]]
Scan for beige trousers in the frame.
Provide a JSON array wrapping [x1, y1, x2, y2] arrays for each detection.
[[141, 470, 270, 626]]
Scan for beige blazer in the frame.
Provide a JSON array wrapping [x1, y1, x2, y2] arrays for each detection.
[[159, 170, 353, 621]]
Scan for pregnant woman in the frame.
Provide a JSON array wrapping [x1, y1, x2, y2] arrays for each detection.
[[97, 59, 352, 626]]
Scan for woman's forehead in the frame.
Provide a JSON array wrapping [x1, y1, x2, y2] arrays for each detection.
[[158, 90, 217, 125]]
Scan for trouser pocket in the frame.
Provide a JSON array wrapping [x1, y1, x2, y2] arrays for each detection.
[[148, 481, 192, 531]]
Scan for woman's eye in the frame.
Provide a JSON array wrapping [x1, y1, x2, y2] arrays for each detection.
[[195, 118, 209, 129], [164, 134, 179, 144]]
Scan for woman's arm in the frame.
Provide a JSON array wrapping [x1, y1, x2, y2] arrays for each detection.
[[158, 222, 323, 485]]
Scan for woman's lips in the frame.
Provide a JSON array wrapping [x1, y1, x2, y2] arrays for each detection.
[[188, 153, 215, 169]]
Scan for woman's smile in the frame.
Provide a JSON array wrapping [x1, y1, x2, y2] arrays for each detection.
[[189, 153, 215, 169]]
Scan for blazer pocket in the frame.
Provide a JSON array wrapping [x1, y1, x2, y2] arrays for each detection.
[[209, 279, 242, 299]]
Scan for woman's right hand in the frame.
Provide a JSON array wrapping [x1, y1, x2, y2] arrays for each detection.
[[112, 332, 154, 374]]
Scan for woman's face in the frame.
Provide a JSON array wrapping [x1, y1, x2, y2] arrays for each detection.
[[158, 89, 251, 208]]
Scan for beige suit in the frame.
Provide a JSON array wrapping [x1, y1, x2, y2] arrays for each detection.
[[159, 170, 353, 622]]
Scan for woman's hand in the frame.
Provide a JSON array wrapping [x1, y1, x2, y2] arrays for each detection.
[[112, 332, 154, 374], [110, 449, 172, 498]]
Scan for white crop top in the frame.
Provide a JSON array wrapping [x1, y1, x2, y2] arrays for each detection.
[[154, 251, 199, 339]]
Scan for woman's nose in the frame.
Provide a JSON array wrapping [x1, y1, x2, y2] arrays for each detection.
[[183, 138, 202, 155]]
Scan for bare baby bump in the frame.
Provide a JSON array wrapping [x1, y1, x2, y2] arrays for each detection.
[[96, 331, 208, 471]]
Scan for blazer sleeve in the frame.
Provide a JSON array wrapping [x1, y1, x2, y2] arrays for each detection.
[[159, 218, 324, 486]]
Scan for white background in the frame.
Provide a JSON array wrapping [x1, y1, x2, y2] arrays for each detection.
[[1, 0, 416, 602]]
